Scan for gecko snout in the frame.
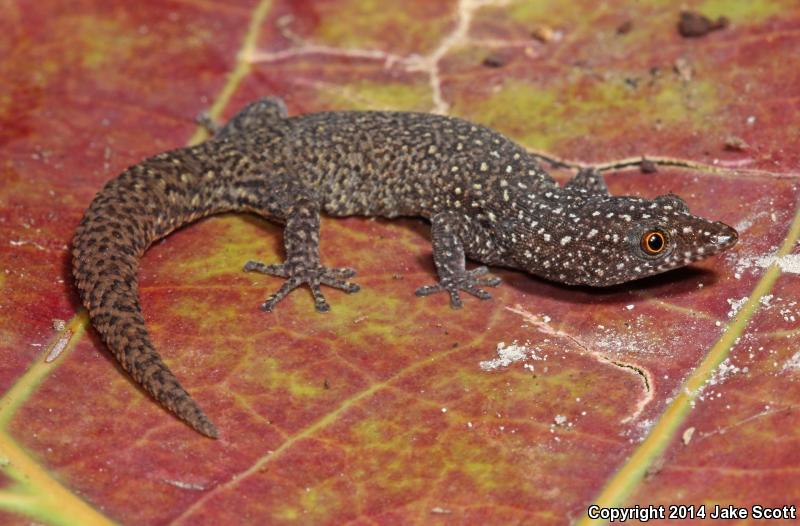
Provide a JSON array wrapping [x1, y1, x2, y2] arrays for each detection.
[[712, 222, 738, 250]]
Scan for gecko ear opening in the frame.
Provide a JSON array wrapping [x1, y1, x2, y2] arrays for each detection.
[[655, 194, 689, 212]]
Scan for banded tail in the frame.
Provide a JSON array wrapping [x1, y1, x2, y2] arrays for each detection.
[[72, 145, 229, 438]]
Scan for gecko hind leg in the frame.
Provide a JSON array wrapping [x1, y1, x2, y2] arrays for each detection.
[[244, 196, 360, 312], [195, 112, 223, 135], [196, 96, 289, 138]]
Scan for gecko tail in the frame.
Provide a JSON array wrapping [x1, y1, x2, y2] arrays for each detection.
[[135, 354, 220, 439], [72, 157, 222, 439], [76, 289, 221, 438], [79, 297, 221, 439]]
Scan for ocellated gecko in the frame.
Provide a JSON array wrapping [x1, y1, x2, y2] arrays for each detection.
[[72, 98, 737, 437]]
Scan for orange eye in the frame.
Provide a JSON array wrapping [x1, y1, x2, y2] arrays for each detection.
[[641, 231, 666, 255]]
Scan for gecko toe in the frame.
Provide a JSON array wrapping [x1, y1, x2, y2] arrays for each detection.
[[463, 285, 492, 300], [476, 276, 502, 287], [252, 260, 360, 312], [244, 260, 288, 277], [415, 284, 442, 296], [331, 267, 357, 279], [309, 282, 331, 312], [416, 268, 500, 308], [319, 272, 361, 294], [343, 283, 360, 294], [448, 290, 463, 309], [261, 277, 302, 311], [243, 260, 261, 272], [468, 266, 490, 277]]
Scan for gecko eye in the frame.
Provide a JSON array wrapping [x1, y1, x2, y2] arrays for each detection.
[[641, 230, 667, 255]]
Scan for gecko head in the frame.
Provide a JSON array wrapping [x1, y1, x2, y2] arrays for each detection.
[[510, 193, 738, 286]]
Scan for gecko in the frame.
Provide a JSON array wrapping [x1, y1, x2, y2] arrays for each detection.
[[72, 97, 738, 438]]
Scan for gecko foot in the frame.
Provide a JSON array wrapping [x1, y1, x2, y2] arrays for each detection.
[[244, 260, 360, 312], [195, 112, 222, 135], [415, 266, 501, 309]]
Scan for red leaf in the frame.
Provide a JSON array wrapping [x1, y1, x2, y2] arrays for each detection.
[[1, 1, 798, 524]]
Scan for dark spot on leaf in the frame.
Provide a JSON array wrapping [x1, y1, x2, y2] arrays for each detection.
[[482, 55, 505, 68], [724, 135, 749, 151], [678, 11, 728, 38], [640, 159, 658, 173], [531, 25, 556, 43], [616, 20, 633, 35]]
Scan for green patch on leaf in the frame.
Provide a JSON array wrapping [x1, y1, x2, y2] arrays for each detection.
[[463, 76, 719, 151], [505, 0, 571, 23], [241, 356, 325, 399], [696, 0, 788, 22], [313, 0, 453, 54], [318, 80, 432, 112]]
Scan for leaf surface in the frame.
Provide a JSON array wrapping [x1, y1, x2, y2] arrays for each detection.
[[1, 1, 799, 525]]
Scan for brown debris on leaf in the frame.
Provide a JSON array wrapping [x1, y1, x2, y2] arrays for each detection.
[[616, 20, 633, 35], [724, 135, 750, 151], [531, 24, 557, 43], [678, 11, 729, 38], [640, 158, 658, 173], [673, 57, 693, 82], [482, 54, 506, 68]]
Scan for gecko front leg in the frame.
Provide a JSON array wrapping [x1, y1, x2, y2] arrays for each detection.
[[415, 211, 502, 308], [244, 194, 360, 312]]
